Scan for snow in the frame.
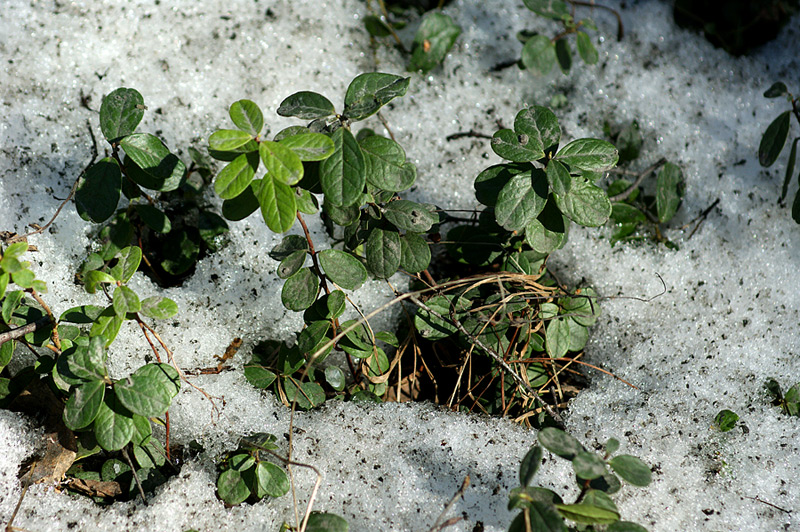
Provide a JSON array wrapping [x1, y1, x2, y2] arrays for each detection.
[[1, 0, 799, 530]]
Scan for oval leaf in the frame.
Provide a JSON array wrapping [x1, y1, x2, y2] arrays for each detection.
[[408, 12, 462, 74], [120, 133, 187, 186], [759, 111, 791, 167], [553, 178, 611, 227], [93, 392, 135, 451], [555, 139, 618, 172], [319, 249, 368, 290], [230, 99, 263, 136], [278, 133, 335, 162], [281, 267, 319, 311], [608, 455, 652, 487], [495, 169, 548, 231], [259, 140, 304, 185], [343, 73, 410, 121], [521, 35, 556, 76], [255, 175, 297, 233], [515, 107, 561, 155], [100, 88, 144, 143], [320, 128, 365, 207], [75, 158, 122, 223], [399, 232, 431, 273], [215, 152, 259, 200], [209, 129, 254, 152], [538, 427, 584, 460], [365, 227, 401, 279], [139, 296, 178, 319], [63, 380, 106, 430], [114, 373, 171, 418], [277, 91, 336, 119]]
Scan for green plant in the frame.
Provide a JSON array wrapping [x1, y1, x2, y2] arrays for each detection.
[[765, 378, 800, 416], [713, 409, 739, 432], [216, 433, 290, 505], [508, 428, 652, 531], [518, 0, 622, 76], [759, 82, 800, 222]]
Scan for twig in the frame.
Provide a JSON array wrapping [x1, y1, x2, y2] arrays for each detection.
[[376, 112, 396, 142], [680, 198, 719, 240], [744, 495, 791, 514], [446, 130, 492, 141], [608, 157, 667, 203], [5, 462, 35, 532], [427, 476, 470, 532], [0, 316, 52, 346], [569, 0, 625, 41], [121, 446, 148, 505]]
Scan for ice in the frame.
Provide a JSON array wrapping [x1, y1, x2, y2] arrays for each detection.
[[1, 0, 799, 530]]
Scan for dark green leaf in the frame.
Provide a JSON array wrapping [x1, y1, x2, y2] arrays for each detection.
[[120, 133, 186, 188], [319, 249, 367, 290], [474, 163, 532, 207], [281, 268, 319, 311], [305, 512, 350, 532], [217, 469, 250, 505], [546, 159, 571, 197], [608, 454, 652, 486], [230, 99, 263, 136], [556, 502, 619, 525], [520, 444, 543, 486], [408, 12, 462, 74], [555, 38, 572, 73], [257, 462, 290, 498], [63, 380, 105, 430], [100, 88, 144, 143], [538, 427, 584, 460], [277, 249, 307, 279], [781, 137, 800, 203], [793, 191, 800, 223], [101, 458, 131, 481], [114, 371, 171, 418], [545, 317, 569, 358], [64, 337, 108, 383], [75, 158, 122, 223], [270, 235, 309, 261], [60, 304, 105, 324], [277, 91, 336, 120], [655, 162, 684, 223], [160, 230, 199, 276], [713, 409, 739, 432], [222, 181, 261, 221], [134, 204, 171, 233], [343, 73, 410, 121], [0, 340, 12, 371], [255, 175, 297, 233], [359, 135, 416, 192], [364, 15, 392, 37], [617, 120, 642, 162], [278, 133, 335, 162], [93, 391, 135, 451], [214, 152, 259, 200], [298, 320, 331, 356], [555, 139, 618, 172], [523, 0, 571, 20], [136, 363, 180, 398], [525, 197, 567, 254], [566, 317, 589, 351], [320, 128, 365, 207], [295, 187, 319, 215], [764, 82, 788, 98], [139, 296, 178, 319], [112, 285, 141, 316], [112, 246, 142, 284], [575, 31, 598, 65], [553, 177, 611, 227], [572, 451, 607, 480], [521, 35, 556, 76], [284, 379, 325, 409], [259, 140, 304, 185], [399, 232, 431, 273], [495, 168, 548, 231], [491, 129, 545, 162], [383, 200, 437, 232], [607, 522, 649, 532], [508, 501, 566, 532], [759, 111, 791, 167], [244, 363, 277, 389], [508, 486, 563, 510], [365, 227, 401, 279], [414, 295, 459, 340], [610, 203, 646, 224], [208, 129, 254, 152]]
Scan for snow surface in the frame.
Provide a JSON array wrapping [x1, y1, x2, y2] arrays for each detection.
[[1, 0, 799, 530]]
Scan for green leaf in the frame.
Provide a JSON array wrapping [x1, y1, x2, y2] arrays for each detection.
[[259, 141, 304, 185], [229, 99, 263, 136], [135, 362, 180, 399], [209, 129, 254, 152], [222, 181, 261, 221], [11, 269, 35, 289], [270, 235, 309, 261], [114, 372, 172, 418], [244, 363, 277, 389], [764, 82, 788, 98], [508, 501, 566, 532], [305, 512, 350, 532], [575, 31, 598, 64], [295, 187, 319, 215], [120, 133, 186, 188], [780, 137, 799, 202], [521, 35, 556, 76], [277, 250, 307, 280], [217, 469, 250, 505], [62, 337, 108, 383], [343, 73, 410, 121], [553, 177, 611, 227], [793, 191, 800, 224], [474, 163, 532, 207], [655, 162, 684, 223], [90, 308, 123, 346], [278, 133, 335, 162], [60, 304, 105, 324], [611, 203, 647, 224], [525, 197, 567, 254], [113, 246, 142, 284], [608, 454, 652, 486], [545, 317, 569, 358], [134, 204, 171, 233], [101, 458, 132, 481], [323, 197, 360, 226], [555, 38, 572, 73], [93, 391, 135, 451], [607, 522, 649, 532], [256, 462, 290, 498], [113, 285, 141, 316], [320, 128, 365, 207], [325, 366, 346, 391], [99, 88, 144, 143], [413, 295, 459, 340], [364, 15, 392, 37], [365, 227, 401, 279], [383, 200, 437, 232], [759, 111, 791, 167], [75, 158, 122, 223], [1, 242, 28, 261], [284, 379, 325, 409], [215, 152, 259, 200], [555, 139, 618, 172], [508, 486, 563, 510], [160, 231, 200, 276], [281, 268, 319, 311], [277, 91, 336, 120], [520, 444, 543, 486], [495, 168, 548, 231], [63, 380, 106, 430], [139, 296, 178, 319], [523, 0, 571, 20], [408, 12, 462, 74], [319, 249, 368, 290], [298, 320, 331, 356], [255, 175, 297, 233], [572, 451, 608, 480], [359, 135, 416, 192], [0, 340, 12, 371], [617, 120, 643, 162], [491, 129, 545, 162], [556, 502, 619, 525], [83, 270, 116, 294], [713, 409, 739, 432], [538, 427, 584, 460], [546, 159, 572, 197], [399, 232, 431, 273], [566, 317, 589, 351]]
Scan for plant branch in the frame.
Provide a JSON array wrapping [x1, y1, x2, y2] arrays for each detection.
[[0, 316, 52, 346], [608, 157, 667, 202], [569, 1, 625, 40]]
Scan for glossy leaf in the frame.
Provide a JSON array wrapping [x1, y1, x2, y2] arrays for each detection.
[[244, 363, 277, 389], [60, 304, 105, 324], [281, 268, 319, 311], [320, 128, 365, 207], [259, 141, 304, 185], [134, 204, 171, 233], [319, 249, 367, 290], [516, 106, 561, 154], [414, 295, 459, 339], [278, 133, 335, 162], [546, 159, 572, 197], [553, 177, 611, 227], [556, 502, 619, 525], [359, 135, 416, 192], [139, 296, 178, 319], [576, 31, 598, 64], [277, 249, 307, 280], [343, 73, 410, 121], [136, 363, 180, 398], [255, 175, 297, 233], [399, 232, 431, 273], [764, 82, 788, 98], [713, 409, 739, 432], [508, 501, 566, 532], [112, 285, 141, 316], [408, 12, 462, 74], [208, 129, 254, 152], [538, 427, 584, 460], [491, 129, 545, 162], [520, 444, 543, 486], [495, 169, 548, 231], [474, 163, 532, 207], [270, 235, 309, 261], [656, 162, 684, 223], [222, 181, 261, 221], [759, 111, 791, 167], [364, 15, 391, 37], [526, 198, 567, 254], [521, 35, 556, 76], [383, 200, 437, 232], [63, 380, 105, 430], [277, 91, 336, 119], [555, 139, 618, 172], [365, 227, 401, 279], [114, 372, 171, 418], [120, 133, 186, 187], [113, 246, 142, 283], [215, 152, 259, 200], [93, 392, 135, 451], [100, 88, 144, 143], [229, 99, 263, 136], [325, 366, 346, 391], [217, 469, 250, 505], [75, 158, 122, 223]]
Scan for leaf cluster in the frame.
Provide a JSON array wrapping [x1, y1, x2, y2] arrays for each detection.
[[759, 82, 800, 222], [216, 433, 290, 505], [765, 378, 800, 417], [509, 428, 651, 532]]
